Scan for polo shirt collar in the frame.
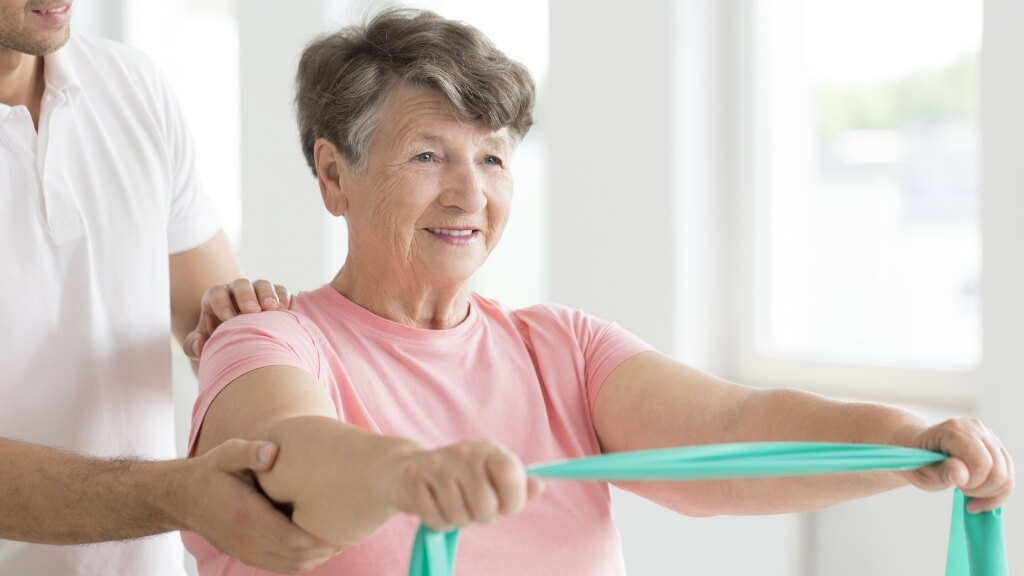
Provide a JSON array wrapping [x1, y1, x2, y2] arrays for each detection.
[[43, 37, 82, 103]]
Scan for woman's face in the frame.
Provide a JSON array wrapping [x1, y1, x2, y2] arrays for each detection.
[[339, 84, 514, 286]]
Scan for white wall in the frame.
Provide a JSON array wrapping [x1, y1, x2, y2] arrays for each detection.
[[979, 0, 1024, 569]]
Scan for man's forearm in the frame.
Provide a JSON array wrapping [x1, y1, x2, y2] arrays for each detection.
[[0, 438, 187, 544]]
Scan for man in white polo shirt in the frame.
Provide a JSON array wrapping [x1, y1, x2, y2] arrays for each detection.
[[0, 1, 336, 574]]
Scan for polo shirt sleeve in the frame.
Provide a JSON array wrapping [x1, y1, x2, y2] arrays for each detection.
[[189, 311, 323, 456], [151, 62, 221, 254]]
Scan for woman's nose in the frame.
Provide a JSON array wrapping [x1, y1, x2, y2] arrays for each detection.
[[439, 161, 487, 213]]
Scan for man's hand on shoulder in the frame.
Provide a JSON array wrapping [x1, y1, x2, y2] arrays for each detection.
[[183, 278, 291, 361]]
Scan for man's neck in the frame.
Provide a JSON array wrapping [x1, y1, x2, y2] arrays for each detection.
[[0, 47, 46, 128]]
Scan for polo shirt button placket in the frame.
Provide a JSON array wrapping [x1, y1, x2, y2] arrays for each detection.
[[37, 90, 84, 242]]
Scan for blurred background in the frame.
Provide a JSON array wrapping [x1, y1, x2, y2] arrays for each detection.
[[75, 0, 1022, 574]]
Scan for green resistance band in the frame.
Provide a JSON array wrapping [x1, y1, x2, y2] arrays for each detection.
[[407, 442, 1007, 576]]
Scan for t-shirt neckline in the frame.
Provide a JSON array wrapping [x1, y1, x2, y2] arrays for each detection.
[[306, 284, 482, 345]]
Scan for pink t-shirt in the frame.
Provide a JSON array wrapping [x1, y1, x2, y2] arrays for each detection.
[[184, 285, 652, 575]]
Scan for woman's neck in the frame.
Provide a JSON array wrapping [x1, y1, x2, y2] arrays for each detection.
[[330, 264, 471, 330]]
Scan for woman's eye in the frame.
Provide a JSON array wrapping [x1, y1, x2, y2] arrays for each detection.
[[483, 155, 502, 166], [414, 152, 433, 162]]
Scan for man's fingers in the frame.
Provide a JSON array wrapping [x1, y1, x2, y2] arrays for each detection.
[[190, 279, 292, 361], [242, 497, 338, 572], [183, 332, 204, 360], [204, 278, 288, 323], [210, 438, 278, 473], [189, 438, 340, 574], [258, 547, 338, 575], [275, 284, 292, 309], [202, 283, 237, 321], [251, 497, 330, 551], [252, 279, 283, 310], [228, 278, 261, 314]]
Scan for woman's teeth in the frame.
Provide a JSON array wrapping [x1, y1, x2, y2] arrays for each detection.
[[427, 228, 474, 237]]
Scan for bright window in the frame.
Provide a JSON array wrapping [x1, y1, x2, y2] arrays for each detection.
[[753, 0, 981, 370]]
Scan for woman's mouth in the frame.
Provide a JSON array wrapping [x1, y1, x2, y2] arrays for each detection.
[[425, 228, 480, 245]]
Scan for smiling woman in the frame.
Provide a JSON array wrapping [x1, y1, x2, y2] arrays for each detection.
[[317, 84, 516, 320]]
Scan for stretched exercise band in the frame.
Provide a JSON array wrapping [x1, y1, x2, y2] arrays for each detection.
[[407, 442, 1007, 576]]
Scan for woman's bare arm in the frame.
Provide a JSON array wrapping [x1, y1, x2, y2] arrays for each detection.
[[194, 365, 543, 546], [592, 351, 1013, 516]]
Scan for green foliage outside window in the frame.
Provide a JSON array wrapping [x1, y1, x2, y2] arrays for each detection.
[[816, 53, 977, 137]]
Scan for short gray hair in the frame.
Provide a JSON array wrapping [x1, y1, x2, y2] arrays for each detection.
[[295, 7, 536, 175]]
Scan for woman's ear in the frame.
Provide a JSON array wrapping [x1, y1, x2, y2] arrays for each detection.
[[314, 138, 350, 216]]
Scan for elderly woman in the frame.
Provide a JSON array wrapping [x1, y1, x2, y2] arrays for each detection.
[[184, 8, 1013, 575]]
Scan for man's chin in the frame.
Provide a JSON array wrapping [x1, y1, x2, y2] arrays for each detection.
[[36, 26, 72, 56], [1, 26, 72, 57]]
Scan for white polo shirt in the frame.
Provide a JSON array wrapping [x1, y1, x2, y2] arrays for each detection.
[[0, 34, 220, 575]]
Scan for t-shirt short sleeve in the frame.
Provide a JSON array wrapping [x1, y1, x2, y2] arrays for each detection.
[[521, 304, 654, 413], [188, 311, 322, 455], [570, 310, 653, 412]]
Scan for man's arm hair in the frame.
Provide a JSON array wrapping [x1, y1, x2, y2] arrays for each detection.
[[0, 437, 188, 543]]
